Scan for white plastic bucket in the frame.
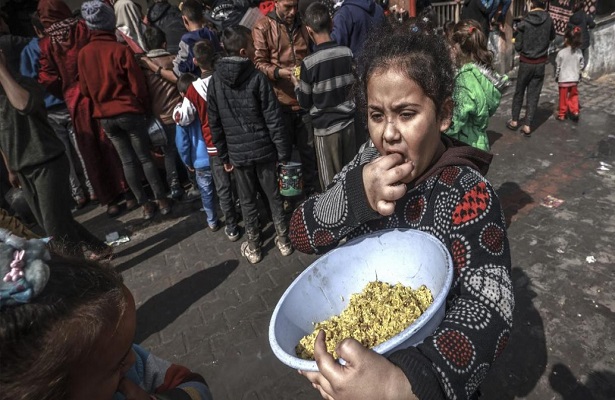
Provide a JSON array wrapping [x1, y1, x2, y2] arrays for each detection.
[[269, 228, 454, 372]]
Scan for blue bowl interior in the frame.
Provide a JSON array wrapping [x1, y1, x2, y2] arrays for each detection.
[[269, 228, 454, 371]]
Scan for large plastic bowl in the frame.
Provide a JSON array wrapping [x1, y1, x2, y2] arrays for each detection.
[[269, 228, 454, 372]]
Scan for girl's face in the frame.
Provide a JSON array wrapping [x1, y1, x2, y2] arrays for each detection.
[[367, 68, 451, 183], [69, 287, 137, 400]]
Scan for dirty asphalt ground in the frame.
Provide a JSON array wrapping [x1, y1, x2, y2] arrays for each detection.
[[74, 73, 615, 400]]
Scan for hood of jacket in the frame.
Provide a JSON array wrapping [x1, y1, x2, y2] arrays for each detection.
[[341, 0, 377, 14], [216, 56, 255, 88], [458, 63, 502, 114], [147, 2, 172, 23], [525, 9, 550, 26], [418, 134, 493, 184]]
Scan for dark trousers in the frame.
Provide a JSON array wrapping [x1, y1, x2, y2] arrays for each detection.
[[18, 155, 105, 255], [162, 123, 180, 188], [100, 113, 166, 204], [210, 155, 237, 230], [234, 161, 288, 250], [511, 62, 546, 128], [281, 111, 318, 193]]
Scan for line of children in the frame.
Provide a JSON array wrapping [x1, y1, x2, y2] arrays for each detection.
[[175, 72, 221, 231], [555, 26, 584, 122], [207, 26, 293, 264]]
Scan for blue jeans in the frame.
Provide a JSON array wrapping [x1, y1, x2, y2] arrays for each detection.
[[195, 167, 217, 226]]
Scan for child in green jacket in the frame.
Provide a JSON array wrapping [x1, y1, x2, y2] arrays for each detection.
[[446, 19, 509, 151]]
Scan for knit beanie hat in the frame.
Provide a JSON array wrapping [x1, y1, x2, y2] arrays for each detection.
[[81, 0, 116, 31]]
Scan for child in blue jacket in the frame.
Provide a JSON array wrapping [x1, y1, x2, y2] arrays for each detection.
[[174, 73, 219, 230]]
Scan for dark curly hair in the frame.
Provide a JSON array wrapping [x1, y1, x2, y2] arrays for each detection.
[[0, 257, 126, 400], [354, 19, 455, 120]]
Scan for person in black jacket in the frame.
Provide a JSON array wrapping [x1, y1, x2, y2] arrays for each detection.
[[146, 0, 187, 55], [207, 25, 293, 264], [568, 0, 595, 79], [507, 0, 555, 137]]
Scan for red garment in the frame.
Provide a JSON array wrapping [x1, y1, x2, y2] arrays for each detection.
[[184, 81, 218, 156], [37, 0, 72, 29], [78, 31, 149, 118], [37, 17, 128, 206], [558, 85, 579, 118]]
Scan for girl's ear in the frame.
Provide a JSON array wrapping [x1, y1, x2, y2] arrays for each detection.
[[439, 98, 454, 132]]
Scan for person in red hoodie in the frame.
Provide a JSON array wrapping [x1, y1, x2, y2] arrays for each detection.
[[78, 0, 171, 220], [36, 0, 130, 217]]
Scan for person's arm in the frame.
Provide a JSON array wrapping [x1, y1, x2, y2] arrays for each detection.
[[513, 21, 524, 53], [555, 51, 562, 81], [549, 18, 556, 41], [124, 49, 150, 111], [587, 14, 596, 29], [141, 56, 178, 84], [174, 124, 194, 169], [445, 75, 477, 142], [259, 73, 290, 162], [77, 51, 92, 100], [289, 146, 383, 254], [497, 0, 512, 22], [252, 20, 279, 80], [293, 60, 313, 111], [37, 37, 63, 99], [206, 78, 229, 164], [173, 39, 191, 77], [0, 52, 30, 111], [117, 344, 212, 400], [0, 149, 20, 188]]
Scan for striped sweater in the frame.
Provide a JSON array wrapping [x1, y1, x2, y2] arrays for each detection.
[[294, 41, 355, 136]]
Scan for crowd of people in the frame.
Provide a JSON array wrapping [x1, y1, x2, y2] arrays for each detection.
[[0, 0, 599, 399]]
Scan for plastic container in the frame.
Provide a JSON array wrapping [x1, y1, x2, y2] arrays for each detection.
[[278, 162, 303, 197], [269, 228, 454, 372]]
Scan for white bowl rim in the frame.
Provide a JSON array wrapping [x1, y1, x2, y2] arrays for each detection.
[[268, 228, 454, 372]]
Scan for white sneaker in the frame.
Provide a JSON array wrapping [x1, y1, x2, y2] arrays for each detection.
[[275, 237, 293, 256], [241, 241, 262, 264]]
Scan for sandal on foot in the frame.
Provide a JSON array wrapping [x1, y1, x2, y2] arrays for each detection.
[[520, 125, 531, 137], [506, 119, 519, 131]]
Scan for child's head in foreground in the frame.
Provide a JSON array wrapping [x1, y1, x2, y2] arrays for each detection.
[[354, 19, 455, 183], [449, 19, 493, 68], [0, 237, 135, 400], [221, 25, 255, 60]]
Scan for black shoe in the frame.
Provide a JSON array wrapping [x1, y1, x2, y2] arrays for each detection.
[[569, 113, 579, 122], [170, 186, 184, 200], [225, 226, 239, 241]]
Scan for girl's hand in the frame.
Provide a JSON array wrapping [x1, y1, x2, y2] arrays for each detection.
[[299, 330, 416, 400], [117, 377, 151, 400], [362, 153, 413, 216]]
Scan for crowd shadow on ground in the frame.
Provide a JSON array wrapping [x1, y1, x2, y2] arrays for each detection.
[[113, 204, 204, 272], [549, 363, 615, 400], [487, 129, 503, 147], [480, 268, 547, 399], [495, 181, 533, 228], [134, 259, 239, 343]]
